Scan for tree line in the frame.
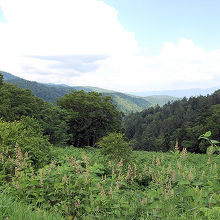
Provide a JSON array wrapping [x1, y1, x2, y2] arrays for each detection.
[[1, 72, 219, 153], [124, 89, 220, 153]]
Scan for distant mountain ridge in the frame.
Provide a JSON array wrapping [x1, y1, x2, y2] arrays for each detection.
[[131, 86, 220, 98], [1, 71, 179, 113]]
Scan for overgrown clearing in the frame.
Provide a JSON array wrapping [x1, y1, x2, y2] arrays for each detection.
[[1, 147, 219, 219]]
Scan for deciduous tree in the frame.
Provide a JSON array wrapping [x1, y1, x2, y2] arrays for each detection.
[[57, 90, 123, 147]]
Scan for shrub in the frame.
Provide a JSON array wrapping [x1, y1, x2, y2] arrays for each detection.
[[0, 117, 52, 176], [97, 132, 132, 163]]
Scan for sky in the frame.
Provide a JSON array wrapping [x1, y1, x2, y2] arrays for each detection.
[[0, 0, 220, 93]]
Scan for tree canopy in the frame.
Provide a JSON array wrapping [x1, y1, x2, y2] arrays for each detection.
[[57, 90, 123, 147], [0, 83, 69, 146], [124, 90, 220, 153], [0, 83, 46, 121]]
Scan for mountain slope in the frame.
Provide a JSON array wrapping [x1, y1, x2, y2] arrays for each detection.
[[1, 71, 152, 114], [124, 89, 220, 152], [144, 95, 180, 106], [1, 71, 22, 80]]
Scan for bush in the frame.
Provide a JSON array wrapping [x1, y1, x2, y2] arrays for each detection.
[[0, 117, 52, 176], [97, 132, 132, 163]]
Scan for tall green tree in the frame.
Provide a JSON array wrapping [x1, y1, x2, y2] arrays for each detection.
[[0, 82, 69, 146], [38, 106, 70, 146], [57, 90, 123, 147], [0, 83, 46, 121]]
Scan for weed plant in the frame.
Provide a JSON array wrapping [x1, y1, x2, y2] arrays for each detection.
[[0, 145, 219, 219]]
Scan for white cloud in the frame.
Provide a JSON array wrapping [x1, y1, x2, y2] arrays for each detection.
[[74, 39, 220, 92], [0, 0, 220, 92]]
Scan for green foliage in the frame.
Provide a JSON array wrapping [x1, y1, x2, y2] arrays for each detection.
[[2, 71, 154, 114], [124, 91, 220, 152], [0, 117, 52, 174], [5, 77, 73, 104], [0, 71, 219, 219], [57, 90, 123, 147], [199, 131, 220, 154], [103, 92, 152, 114], [0, 83, 46, 121], [0, 81, 70, 146], [144, 95, 180, 106], [0, 147, 219, 219], [97, 132, 133, 162], [38, 106, 70, 146], [200, 207, 220, 220], [0, 190, 64, 220]]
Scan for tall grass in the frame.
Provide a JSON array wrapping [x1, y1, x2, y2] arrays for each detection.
[[0, 190, 64, 220]]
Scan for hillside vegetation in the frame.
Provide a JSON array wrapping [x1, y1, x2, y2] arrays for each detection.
[[124, 90, 220, 152], [1, 71, 151, 113], [1, 71, 179, 113], [143, 95, 181, 106]]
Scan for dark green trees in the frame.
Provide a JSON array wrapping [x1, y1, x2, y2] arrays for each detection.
[[124, 91, 220, 153], [38, 106, 70, 146], [0, 83, 69, 146], [57, 90, 123, 147], [0, 83, 46, 121], [0, 81, 123, 148]]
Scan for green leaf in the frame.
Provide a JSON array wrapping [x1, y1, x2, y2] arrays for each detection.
[[199, 136, 208, 140], [210, 140, 219, 144], [204, 131, 211, 138], [178, 180, 190, 185], [192, 181, 203, 186]]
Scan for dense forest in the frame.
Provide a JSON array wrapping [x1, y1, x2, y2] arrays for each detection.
[[124, 90, 220, 153]]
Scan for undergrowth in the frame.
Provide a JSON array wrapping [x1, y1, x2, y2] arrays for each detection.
[[0, 145, 219, 219]]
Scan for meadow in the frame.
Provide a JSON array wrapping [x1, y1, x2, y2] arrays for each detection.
[[0, 146, 219, 220]]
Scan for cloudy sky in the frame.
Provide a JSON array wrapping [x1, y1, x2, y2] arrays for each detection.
[[0, 0, 220, 93]]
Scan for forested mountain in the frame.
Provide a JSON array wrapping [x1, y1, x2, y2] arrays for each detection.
[[143, 95, 180, 106], [124, 90, 220, 153], [1, 71, 153, 114], [1, 71, 181, 113]]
